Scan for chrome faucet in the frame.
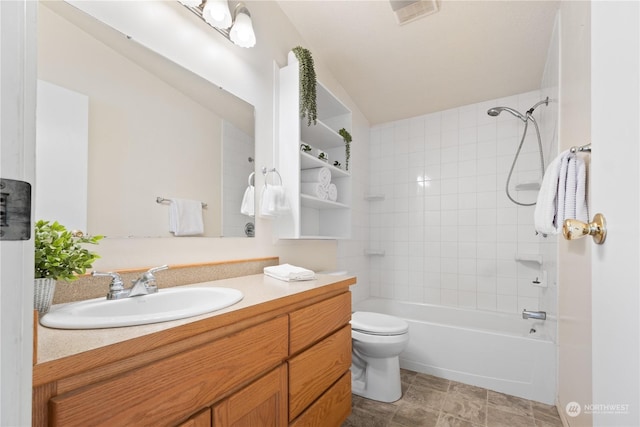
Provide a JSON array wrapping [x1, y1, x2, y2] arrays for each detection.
[[92, 265, 168, 300], [522, 309, 546, 320]]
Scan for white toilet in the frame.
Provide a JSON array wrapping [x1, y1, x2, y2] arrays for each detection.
[[350, 311, 410, 402]]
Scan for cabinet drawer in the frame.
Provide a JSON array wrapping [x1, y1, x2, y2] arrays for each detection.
[[288, 325, 351, 421], [50, 316, 288, 427], [289, 371, 351, 427], [289, 292, 351, 355]]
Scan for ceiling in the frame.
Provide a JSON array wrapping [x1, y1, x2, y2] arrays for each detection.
[[276, 0, 560, 125]]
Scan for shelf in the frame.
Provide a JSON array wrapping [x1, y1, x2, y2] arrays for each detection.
[[515, 182, 541, 191], [300, 152, 349, 178], [316, 82, 350, 120], [300, 118, 344, 150], [364, 249, 385, 256], [364, 194, 385, 201], [300, 194, 348, 209], [515, 254, 543, 264]]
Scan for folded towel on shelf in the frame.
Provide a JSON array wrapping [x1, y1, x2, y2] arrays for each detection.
[[301, 167, 331, 186], [260, 184, 290, 219], [264, 263, 316, 282], [327, 183, 338, 202], [168, 198, 204, 236], [534, 150, 588, 235], [300, 182, 328, 200]]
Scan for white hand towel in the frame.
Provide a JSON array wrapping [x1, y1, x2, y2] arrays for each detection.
[[534, 150, 588, 235], [169, 198, 204, 236], [300, 182, 328, 200], [260, 185, 290, 219], [301, 167, 331, 186], [327, 183, 338, 202], [575, 158, 589, 222], [240, 185, 254, 217], [264, 263, 316, 282]]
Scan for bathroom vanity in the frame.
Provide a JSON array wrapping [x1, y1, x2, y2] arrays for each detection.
[[32, 273, 355, 426]]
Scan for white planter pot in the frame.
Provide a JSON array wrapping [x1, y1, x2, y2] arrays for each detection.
[[34, 278, 56, 315]]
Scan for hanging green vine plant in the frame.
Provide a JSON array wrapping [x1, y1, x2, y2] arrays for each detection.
[[292, 46, 317, 126], [338, 128, 352, 171]]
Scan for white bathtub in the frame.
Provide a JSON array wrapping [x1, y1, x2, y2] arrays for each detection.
[[354, 298, 556, 404]]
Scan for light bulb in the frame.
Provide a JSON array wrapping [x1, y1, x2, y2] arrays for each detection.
[[203, 0, 232, 29], [229, 10, 256, 48]]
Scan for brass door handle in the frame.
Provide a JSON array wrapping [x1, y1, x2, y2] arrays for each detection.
[[563, 213, 607, 244]]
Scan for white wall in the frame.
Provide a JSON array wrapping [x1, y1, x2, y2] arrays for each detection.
[[556, 2, 593, 425], [59, 1, 370, 275], [368, 90, 556, 315]]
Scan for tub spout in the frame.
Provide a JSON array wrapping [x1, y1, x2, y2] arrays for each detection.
[[522, 309, 546, 320]]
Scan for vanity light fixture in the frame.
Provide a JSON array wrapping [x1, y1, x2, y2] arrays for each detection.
[[179, 0, 256, 48]]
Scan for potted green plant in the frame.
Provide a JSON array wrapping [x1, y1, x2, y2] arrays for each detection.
[[338, 128, 352, 171], [292, 46, 317, 126], [34, 220, 103, 314]]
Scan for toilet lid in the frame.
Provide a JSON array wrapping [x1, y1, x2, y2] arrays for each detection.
[[351, 311, 409, 335]]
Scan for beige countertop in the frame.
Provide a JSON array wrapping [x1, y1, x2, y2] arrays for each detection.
[[36, 273, 355, 366]]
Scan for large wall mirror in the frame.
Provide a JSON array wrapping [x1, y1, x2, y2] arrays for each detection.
[[35, 1, 256, 238]]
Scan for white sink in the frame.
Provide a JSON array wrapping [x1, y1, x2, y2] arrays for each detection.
[[40, 287, 244, 329]]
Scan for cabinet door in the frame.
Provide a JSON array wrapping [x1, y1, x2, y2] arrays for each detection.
[[177, 408, 211, 427], [213, 365, 287, 427]]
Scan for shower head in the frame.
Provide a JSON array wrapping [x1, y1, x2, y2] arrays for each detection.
[[486, 106, 527, 122]]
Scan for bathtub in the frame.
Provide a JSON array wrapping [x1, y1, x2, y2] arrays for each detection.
[[354, 298, 556, 404]]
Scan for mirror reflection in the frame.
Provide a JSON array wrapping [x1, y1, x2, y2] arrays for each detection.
[[35, 2, 256, 238]]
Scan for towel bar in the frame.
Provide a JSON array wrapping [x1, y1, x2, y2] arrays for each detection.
[[261, 167, 282, 187], [570, 143, 591, 153], [156, 197, 207, 208]]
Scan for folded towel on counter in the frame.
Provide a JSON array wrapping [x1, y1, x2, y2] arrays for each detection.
[[327, 183, 338, 202], [260, 185, 290, 219], [264, 264, 316, 282], [168, 198, 204, 236], [300, 182, 328, 200], [301, 167, 331, 186], [534, 150, 588, 235]]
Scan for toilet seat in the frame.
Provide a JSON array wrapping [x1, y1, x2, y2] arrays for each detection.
[[351, 311, 409, 336]]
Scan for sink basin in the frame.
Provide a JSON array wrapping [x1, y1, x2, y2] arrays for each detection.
[[40, 287, 244, 329]]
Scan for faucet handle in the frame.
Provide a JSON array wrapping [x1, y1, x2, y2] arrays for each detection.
[[91, 271, 124, 290], [147, 265, 169, 275]]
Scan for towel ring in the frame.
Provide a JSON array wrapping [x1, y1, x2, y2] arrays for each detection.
[[248, 172, 255, 187], [261, 167, 282, 187]]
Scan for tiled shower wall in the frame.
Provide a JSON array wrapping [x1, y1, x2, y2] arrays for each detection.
[[368, 90, 557, 314]]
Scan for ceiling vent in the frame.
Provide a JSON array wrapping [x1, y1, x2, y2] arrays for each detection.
[[389, 0, 439, 25]]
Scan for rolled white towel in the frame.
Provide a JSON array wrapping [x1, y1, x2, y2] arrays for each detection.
[[264, 263, 316, 282], [327, 183, 338, 202], [301, 182, 328, 200], [301, 167, 331, 186]]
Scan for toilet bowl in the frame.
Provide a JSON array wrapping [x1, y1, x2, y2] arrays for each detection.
[[350, 311, 409, 402]]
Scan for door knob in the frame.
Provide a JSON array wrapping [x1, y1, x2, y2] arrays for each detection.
[[563, 213, 607, 244]]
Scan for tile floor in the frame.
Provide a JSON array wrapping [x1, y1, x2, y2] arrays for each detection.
[[342, 369, 564, 427]]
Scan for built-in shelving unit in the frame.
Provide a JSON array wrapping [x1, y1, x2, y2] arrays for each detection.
[[277, 51, 352, 239]]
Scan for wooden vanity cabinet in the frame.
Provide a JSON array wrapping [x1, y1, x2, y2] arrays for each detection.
[[33, 287, 353, 427]]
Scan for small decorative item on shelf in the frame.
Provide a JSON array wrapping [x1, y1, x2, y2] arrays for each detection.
[[34, 220, 103, 315], [300, 143, 312, 153], [292, 46, 317, 126], [338, 128, 352, 171], [318, 151, 328, 162], [333, 161, 342, 169]]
